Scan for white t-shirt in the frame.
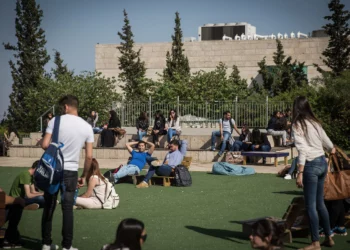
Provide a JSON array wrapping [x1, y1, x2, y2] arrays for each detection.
[[219, 118, 236, 133], [46, 114, 94, 171]]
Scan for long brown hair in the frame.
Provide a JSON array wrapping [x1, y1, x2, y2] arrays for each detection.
[[86, 158, 106, 184], [292, 96, 321, 136]]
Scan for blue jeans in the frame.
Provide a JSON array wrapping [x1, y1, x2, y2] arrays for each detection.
[[113, 164, 140, 183], [287, 157, 298, 175], [211, 130, 231, 155], [137, 130, 147, 141], [167, 128, 179, 142], [250, 144, 271, 162], [303, 155, 331, 242], [143, 164, 173, 183], [25, 195, 45, 208], [231, 141, 250, 152]]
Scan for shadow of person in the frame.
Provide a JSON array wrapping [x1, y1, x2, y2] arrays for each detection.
[[273, 191, 303, 196], [20, 236, 42, 250], [185, 226, 245, 243]]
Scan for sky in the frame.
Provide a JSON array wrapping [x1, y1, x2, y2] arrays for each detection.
[[0, 0, 347, 121]]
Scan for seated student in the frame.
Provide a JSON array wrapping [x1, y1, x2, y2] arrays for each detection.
[[101, 218, 147, 250], [87, 111, 102, 134], [283, 156, 298, 180], [250, 128, 271, 164], [3, 125, 19, 155], [136, 139, 187, 188], [113, 140, 155, 184], [320, 200, 348, 237], [211, 111, 240, 156], [136, 111, 149, 141], [75, 159, 109, 209], [231, 124, 251, 152], [0, 187, 25, 248], [249, 219, 284, 250], [165, 109, 181, 143], [266, 111, 287, 147], [9, 160, 45, 209], [100, 110, 121, 147], [152, 110, 167, 147]]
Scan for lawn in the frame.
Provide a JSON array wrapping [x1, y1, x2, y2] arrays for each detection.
[[0, 167, 349, 250]]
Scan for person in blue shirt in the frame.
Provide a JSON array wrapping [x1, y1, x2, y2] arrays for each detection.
[[136, 140, 187, 188], [113, 140, 155, 184]]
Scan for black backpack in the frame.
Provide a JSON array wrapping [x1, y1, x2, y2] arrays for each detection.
[[174, 165, 192, 187]]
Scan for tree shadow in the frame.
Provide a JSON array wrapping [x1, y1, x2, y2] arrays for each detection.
[[20, 236, 42, 250], [185, 225, 245, 243], [273, 191, 303, 196]]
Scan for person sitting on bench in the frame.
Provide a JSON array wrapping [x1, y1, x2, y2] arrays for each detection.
[[250, 128, 271, 164], [136, 140, 185, 188], [0, 187, 25, 249], [113, 140, 155, 184], [9, 160, 45, 209], [266, 111, 288, 147]]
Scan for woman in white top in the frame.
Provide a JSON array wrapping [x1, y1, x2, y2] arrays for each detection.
[[75, 159, 107, 209], [165, 109, 181, 143], [292, 96, 335, 250]]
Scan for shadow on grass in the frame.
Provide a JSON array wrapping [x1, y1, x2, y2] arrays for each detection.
[[21, 236, 42, 250], [273, 191, 303, 196], [185, 226, 245, 243]]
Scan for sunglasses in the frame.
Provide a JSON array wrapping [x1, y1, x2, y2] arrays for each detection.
[[141, 234, 147, 242]]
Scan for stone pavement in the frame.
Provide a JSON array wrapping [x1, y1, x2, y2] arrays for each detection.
[[0, 157, 286, 174]]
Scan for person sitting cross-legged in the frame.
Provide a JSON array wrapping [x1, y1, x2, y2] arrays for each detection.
[[113, 140, 155, 184], [9, 160, 45, 209], [136, 139, 187, 188]]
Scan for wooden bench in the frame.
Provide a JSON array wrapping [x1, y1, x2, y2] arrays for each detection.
[[132, 157, 192, 187], [0, 191, 6, 239], [241, 151, 289, 167], [238, 197, 308, 243]]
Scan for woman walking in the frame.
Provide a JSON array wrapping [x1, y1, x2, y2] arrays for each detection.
[[292, 96, 335, 250]]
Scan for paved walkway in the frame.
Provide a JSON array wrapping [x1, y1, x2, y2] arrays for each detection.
[[0, 157, 285, 174]]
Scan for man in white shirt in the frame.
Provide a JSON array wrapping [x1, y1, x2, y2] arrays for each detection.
[[211, 111, 240, 156], [41, 95, 94, 250]]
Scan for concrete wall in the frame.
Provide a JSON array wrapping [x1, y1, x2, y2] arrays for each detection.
[[95, 38, 329, 92]]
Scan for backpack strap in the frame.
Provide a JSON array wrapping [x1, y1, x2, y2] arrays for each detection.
[[52, 116, 61, 144]]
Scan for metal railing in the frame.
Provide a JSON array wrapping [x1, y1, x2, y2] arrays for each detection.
[[37, 105, 55, 132], [112, 97, 292, 128]]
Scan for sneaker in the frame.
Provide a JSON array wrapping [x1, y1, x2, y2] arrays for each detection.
[[333, 226, 347, 236], [62, 247, 78, 250], [24, 203, 40, 210], [284, 174, 292, 180], [136, 181, 149, 188], [211, 147, 216, 151], [42, 244, 59, 250], [2, 240, 22, 249], [319, 227, 334, 237]]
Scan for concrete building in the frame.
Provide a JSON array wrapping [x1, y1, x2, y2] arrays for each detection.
[[95, 37, 328, 91]]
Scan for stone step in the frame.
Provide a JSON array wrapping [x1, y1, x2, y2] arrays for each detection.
[[7, 145, 297, 164]]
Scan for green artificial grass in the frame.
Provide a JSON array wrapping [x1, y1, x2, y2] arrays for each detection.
[[0, 167, 349, 250]]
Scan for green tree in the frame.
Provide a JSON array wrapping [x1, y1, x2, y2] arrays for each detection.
[[117, 9, 149, 101], [52, 50, 73, 79], [3, 0, 50, 131], [318, 0, 350, 75], [257, 40, 308, 96], [163, 12, 190, 82], [229, 65, 249, 98]]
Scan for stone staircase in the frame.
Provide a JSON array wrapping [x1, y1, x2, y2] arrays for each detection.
[[7, 128, 297, 164]]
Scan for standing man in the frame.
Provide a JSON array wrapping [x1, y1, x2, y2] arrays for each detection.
[[41, 95, 94, 250], [211, 111, 240, 156]]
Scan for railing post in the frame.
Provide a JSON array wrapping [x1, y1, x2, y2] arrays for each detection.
[[52, 105, 55, 116], [266, 96, 269, 127], [235, 96, 238, 126], [149, 96, 152, 126], [122, 102, 125, 127], [176, 96, 180, 115], [40, 117, 43, 132]]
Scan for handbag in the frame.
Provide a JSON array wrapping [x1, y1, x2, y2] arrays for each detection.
[[324, 154, 350, 200], [225, 152, 243, 164], [112, 127, 126, 137], [146, 126, 153, 136]]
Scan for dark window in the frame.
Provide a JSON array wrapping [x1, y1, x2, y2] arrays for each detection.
[[201, 26, 245, 40]]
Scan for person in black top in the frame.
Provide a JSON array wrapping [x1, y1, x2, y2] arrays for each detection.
[[136, 111, 149, 141], [231, 124, 251, 151], [152, 110, 167, 147], [100, 110, 121, 147], [266, 111, 287, 146], [250, 128, 271, 164]]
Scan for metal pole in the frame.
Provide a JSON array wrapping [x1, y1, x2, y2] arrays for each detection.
[[149, 96, 152, 126], [40, 117, 43, 132], [235, 96, 238, 126], [52, 105, 55, 116], [176, 96, 180, 115], [266, 96, 269, 127]]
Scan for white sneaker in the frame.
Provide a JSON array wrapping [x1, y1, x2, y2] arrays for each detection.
[[284, 174, 292, 180], [62, 247, 78, 250], [42, 244, 59, 250]]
